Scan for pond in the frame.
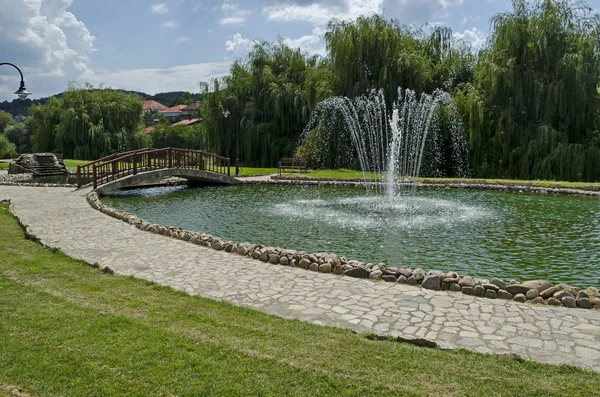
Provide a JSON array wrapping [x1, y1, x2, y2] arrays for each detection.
[[103, 184, 600, 287]]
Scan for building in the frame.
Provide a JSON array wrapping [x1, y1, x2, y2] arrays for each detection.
[[171, 118, 202, 127], [181, 102, 201, 119], [159, 104, 187, 121], [142, 100, 168, 114]]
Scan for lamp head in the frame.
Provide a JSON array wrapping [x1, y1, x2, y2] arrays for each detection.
[[223, 109, 230, 118], [14, 81, 30, 100]]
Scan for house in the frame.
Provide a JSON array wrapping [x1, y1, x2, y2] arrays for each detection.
[[13, 115, 26, 122], [181, 102, 201, 119], [171, 118, 202, 127], [142, 100, 168, 114], [159, 104, 187, 121]]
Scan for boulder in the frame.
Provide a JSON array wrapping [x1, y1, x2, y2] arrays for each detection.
[[561, 296, 576, 308], [489, 278, 507, 290], [522, 280, 553, 293], [406, 276, 417, 286], [458, 276, 476, 288], [269, 254, 280, 264], [497, 290, 513, 300], [382, 275, 397, 283], [461, 286, 475, 296], [397, 275, 408, 284], [576, 298, 592, 309], [309, 263, 319, 272], [474, 285, 485, 297], [483, 283, 499, 292], [369, 270, 383, 280], [485, 289, 497, 299], [398, 267, 412, 278], [553, 291, 574, 300], [450, 283, 462, 292], [412, 268, 426, 282], [547, 297, 562, 306], [540, 286, 561, 299], [525, 289, 539, 300], [279, 256, 290, 266], [421, 275, 441, 291], [531, 297, 546, 305], [513, 294, 527, 303], [298, 258, 311, 269], [506, 285, 530, 296], [318, 263, 332, 273], [445, 271, 459, 279], [343, 267, 370, 279]]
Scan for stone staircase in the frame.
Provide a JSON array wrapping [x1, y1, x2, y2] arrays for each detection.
[[33, 154, 67, 176]]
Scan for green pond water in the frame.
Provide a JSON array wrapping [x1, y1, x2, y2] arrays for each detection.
[[103, 184, 600, 287]]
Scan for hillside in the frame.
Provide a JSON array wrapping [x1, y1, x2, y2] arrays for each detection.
[[0, 90, 201, 117]]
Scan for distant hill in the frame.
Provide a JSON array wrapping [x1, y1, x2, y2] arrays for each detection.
[[0, 90, 202, 117]]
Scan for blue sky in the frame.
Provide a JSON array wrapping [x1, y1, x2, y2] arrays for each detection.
[[0, 0, 598, 101]]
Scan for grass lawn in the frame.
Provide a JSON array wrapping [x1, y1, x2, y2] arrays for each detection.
[[62, 159, 89, 170], [278, 169, 600, 191], [0, 162, 8, 170], [1, 205, 599, 396], [238, 167, 279, 176]]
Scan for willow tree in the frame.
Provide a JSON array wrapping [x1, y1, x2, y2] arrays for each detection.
[[30, 86, 149, 159], [202, 42, 333, 167], [464, 0, 600, 181]]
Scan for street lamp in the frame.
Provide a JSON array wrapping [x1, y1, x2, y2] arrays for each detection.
[[222, 96, 240, 176], [0, 63, 31, 100]]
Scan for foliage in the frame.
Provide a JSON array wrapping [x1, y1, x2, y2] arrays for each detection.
[[459, 0, 600, 181], [201, 41, 333, 167], [149, 123, 207, 150], [0, 134, 16, 157], [4, 121, 32, 153], [0, 110, 13, 134], [29, 87, 148, 160]]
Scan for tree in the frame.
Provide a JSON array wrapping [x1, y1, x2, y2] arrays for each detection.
[[4, 121, 32, 153], [0, 110, 13, 134], [461, 0, 600, 181], [0, 134, 16, 157], [30, 86, 148, 159]]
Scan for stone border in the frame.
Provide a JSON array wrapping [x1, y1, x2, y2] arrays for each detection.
[[86, 190, 599, 311], [264, 177, 600, 197], [0, 173, 77, 188]]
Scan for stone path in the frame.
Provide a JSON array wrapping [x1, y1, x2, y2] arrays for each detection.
[[2, 185, 600, 372]]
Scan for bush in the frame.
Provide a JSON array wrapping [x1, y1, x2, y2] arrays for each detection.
[[0, 134, 17, 158]]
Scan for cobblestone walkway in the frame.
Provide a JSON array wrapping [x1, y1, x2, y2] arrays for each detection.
[[2, 185, 600, 372]]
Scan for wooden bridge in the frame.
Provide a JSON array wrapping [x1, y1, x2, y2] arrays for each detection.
[[76, 147, 239, 192]]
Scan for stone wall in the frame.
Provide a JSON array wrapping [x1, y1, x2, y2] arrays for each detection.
[[86, 190, 599, 311]]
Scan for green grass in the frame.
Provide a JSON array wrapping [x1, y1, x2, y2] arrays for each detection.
[[62, 159, 89, 170], [0, 204, 599, 396], [278, 169, 600, 191], [0, 162, 8, 170], [238, 167, 279, 176]]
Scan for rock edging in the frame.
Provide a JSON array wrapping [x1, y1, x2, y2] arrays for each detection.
[[85, 191, 599, 311], [0, 173, 76, 188]]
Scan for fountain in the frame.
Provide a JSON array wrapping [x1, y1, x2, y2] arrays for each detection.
[[303, 87, 470, 196]]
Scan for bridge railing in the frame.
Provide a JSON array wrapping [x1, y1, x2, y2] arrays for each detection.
[[76, 147, 231, 188]]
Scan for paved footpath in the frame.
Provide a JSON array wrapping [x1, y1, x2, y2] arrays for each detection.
[[2, 185, 600, 372]]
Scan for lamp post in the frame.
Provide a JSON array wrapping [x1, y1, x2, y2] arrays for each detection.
[[0, 63, 31, 100], [222, 96, 240, 176]]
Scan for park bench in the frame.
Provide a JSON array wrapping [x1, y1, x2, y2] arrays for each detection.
[[278, 157, 307, 176]]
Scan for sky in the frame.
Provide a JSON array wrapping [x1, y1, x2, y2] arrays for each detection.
[[0, 0, 598, 102]]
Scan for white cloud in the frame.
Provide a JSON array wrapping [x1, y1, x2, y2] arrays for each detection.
[[151, 3, 168, 14], [174, 36, 192, 44], [283, 27, 327, 56], [219, 2, 251, 26], [80, 62, 232, 95], [262, 0, 465, 26], [225, 33, 255, 52], [0, 0, 95, 100], [453, 27, 486, 49], [161, 20, 178, 28]]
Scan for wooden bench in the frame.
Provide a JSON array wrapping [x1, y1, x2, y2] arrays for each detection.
[[278, 157, 307, 176]]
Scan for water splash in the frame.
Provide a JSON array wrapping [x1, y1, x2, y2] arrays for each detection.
[[303, 87, 470, 196]]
